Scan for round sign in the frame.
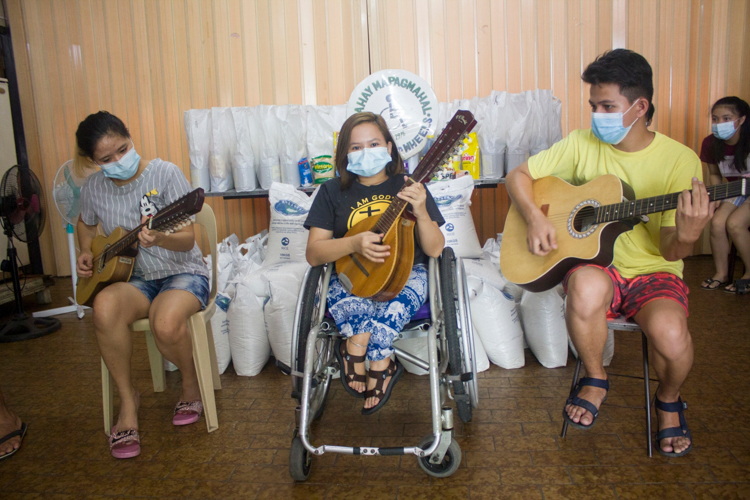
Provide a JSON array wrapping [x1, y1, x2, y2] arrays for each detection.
[[347, 69, 438, 159]]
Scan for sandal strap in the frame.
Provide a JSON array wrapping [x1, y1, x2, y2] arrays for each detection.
[[655, 397, 687, 413], [656, 426, 692, 441], [340, 340, 367, 383], [0, 426, 25, 446], [109, 428, 140, 449], [578, 377, 610, 390], [365, 361, 397, 399], [174, 400, 203, 415], [566, 396, 601, 418]]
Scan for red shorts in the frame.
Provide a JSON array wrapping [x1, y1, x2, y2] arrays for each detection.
[[562, 264, 689, 320]]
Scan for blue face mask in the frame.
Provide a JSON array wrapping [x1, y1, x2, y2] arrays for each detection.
[[712, 120, 738, 141], [346, 147, 392, 177], [591, 100, 640, 145], [98, 144, 141, 180]]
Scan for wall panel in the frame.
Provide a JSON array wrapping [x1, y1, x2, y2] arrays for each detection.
[[7, 0, 750, 276], [8, 0, 369, 275]]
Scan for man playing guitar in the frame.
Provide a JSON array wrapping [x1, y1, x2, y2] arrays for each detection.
[[505, 49, 712, 457]]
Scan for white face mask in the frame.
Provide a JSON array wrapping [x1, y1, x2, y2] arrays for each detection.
[[97, 142, 141, 180], [346, 147, 392, 177], [591, 100, 640, 145], [712, 120, 738, 141]]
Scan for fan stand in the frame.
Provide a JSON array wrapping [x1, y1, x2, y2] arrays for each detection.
[[32, 223, 89, 319], [0, 219, 61, 343]]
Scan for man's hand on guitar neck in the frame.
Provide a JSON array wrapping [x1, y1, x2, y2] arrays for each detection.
[[661, 177, 714, 261]]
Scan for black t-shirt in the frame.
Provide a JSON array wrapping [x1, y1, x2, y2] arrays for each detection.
[[304, 175, 445, 265]]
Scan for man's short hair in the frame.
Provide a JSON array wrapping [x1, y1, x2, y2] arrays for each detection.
[[582, 49, 655, 123]]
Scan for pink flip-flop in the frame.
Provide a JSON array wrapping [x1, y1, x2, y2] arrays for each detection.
[[172, 400, 203, 426], [109, 428, 140, 459]]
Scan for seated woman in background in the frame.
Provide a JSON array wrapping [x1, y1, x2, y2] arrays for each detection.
[[303, 112, 445, 414], [699, 97, 750, 293], [75, 111, 209, 458]]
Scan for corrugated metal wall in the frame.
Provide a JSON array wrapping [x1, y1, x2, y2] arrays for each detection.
[[7, 0, 750, 276]]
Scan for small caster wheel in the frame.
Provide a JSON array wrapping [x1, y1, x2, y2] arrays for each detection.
[[416, 434, 462, 478], [289, 435, 312, 481]]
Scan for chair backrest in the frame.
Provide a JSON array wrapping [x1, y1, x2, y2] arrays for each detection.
[[195, 203, 218, 304]]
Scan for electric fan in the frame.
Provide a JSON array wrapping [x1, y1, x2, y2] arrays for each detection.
[[0, 165, 61, 342], [32, 160, 94, 320]]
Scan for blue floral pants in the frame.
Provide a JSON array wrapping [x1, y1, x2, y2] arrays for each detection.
[[327, 264, 428, 361]]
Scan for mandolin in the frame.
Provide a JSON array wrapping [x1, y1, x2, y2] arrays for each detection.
[[76, 188, 205, 307], [335, 110, 477, 301], [500, 175, 748, 292]]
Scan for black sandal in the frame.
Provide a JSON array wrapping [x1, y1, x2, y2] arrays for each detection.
[[361, 359, 404, 415], [0, 422, 27, 460], [654, 395, 692, 457], [334, 338, 367, 399], [562, 377, 609, 430], [700, 278, 726, 290]]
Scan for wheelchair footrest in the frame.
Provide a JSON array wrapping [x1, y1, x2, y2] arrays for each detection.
[[453, 394, 471, 403], [354, 447, 407, 456]]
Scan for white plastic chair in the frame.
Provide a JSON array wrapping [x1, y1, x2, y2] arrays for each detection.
[[102, 203, 222, 435]]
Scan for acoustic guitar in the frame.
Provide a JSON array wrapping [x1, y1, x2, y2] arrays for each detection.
[[335, 110, 477, 301], [76, 188, 205, 307], [500, 175, 748, 292]]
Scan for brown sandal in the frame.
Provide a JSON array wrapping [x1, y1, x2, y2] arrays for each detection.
[[334, 338, 367, 398], [362, 359, 404, 415]]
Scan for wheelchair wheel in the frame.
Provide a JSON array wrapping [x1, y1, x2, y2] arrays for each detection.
[[293, 265, 335, 421], [439, 247, 472, 423], [416, 434, 462, 478], [289, 434, 312, 481]]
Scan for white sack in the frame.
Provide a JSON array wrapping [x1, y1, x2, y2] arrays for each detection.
[[464, 258, 506, 292], [504, 92, 533, 174], [467, 276, 525, 369], [230, 107, 258, 192], [427, 175, 482, 258], [227, 267, 270, 377], [261, 262, 310, 369], [184, 109, 211, 190], [266, 183, 317, 265], [209, 107, 236, 192], [258, 105, 282, 189], [519, 289, 568, 368], [275, 105, 305, 187], [210, 287, 234, 374], [475, 96, 504, 178]]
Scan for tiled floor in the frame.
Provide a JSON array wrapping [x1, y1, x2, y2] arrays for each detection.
[[1, 255, 749, 499]]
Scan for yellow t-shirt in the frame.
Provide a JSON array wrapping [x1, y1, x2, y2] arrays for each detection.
[[527, 129, 702, 279]]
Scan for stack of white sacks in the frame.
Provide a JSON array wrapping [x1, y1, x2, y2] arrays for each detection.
[[182, 91, 562, 194], [204, 182, 316, 376]]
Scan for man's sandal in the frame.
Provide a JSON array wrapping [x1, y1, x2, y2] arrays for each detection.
[[562, 377, 609, 430], [109, 427, 141, 459], [725, 278, 750, 294], [334, 338, 367, 399], [654, 396, 693, 457], [700, 278, 726, 290], [362, 359, 404, 416], [0, 422, 27, 460]]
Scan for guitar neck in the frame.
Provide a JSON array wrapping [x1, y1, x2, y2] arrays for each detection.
[[594, 179, 748, 223], [98, 188, 205, 265], [371, 111, 477, 235]]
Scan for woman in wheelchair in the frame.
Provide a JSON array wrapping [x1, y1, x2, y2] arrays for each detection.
[[74, 112, 209, 458], [304, 112, 445, 414]]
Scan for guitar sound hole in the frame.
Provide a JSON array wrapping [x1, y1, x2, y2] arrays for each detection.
[[573, 206, 597, 233]]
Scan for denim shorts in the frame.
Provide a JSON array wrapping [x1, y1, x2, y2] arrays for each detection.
[[128, 273, 210, 309]]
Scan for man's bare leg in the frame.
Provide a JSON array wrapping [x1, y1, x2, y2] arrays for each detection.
[[564, 266, 614, 426], [634, 299, 693, 455]]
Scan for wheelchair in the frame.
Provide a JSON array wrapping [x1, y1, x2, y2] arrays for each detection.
[[286, 247, 479, 480]]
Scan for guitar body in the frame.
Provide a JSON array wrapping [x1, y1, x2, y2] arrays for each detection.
[[76, 227, 138, 307], [501, 175, 636, 292], [335, 213, 415, 302]]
